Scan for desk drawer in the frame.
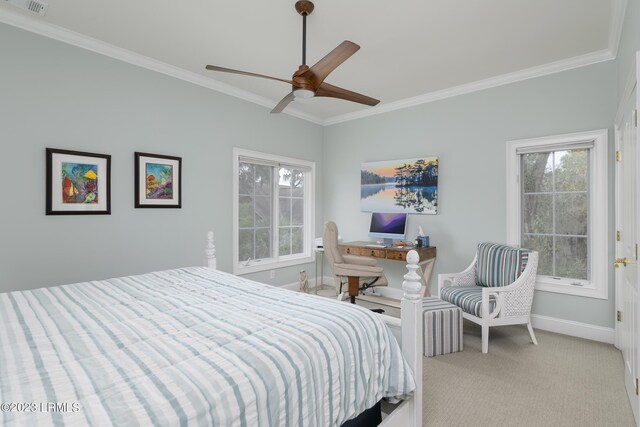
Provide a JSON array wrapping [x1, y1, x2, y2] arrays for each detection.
[[364, 249, 386, 258], [340, 247, 361, 256], [386, 251, 407, 261], [340, 247, 386, 259]]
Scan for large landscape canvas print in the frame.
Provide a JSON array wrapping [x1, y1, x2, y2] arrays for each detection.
[[361, 157, 438, 214]]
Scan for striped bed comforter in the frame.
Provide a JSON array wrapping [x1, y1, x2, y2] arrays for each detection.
[[0, 267, 415, 426]]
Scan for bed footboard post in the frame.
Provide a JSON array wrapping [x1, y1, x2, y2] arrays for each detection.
[[402, 250, 423, 427], [205, 231, 217, 270]]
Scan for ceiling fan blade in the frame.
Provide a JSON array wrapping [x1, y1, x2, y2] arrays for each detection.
[[315, 82, 379, 106], [271, 92, 296, 114], [301, 41, 360, 86], [205, 65, 292, 84]]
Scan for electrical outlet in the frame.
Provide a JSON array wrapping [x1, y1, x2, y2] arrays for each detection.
[[269, 270, 276, 279]]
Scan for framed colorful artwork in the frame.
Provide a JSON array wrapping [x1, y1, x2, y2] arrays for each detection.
[[361, 156, 438, 214], [46, 148, 111, 215], [135, 152, 182, 208]]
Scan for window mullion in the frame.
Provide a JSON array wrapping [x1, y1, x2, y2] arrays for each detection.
[[551, 152, 556, 277], [272, 166, 279, 260], [290, 194, 294, 251], [520, 156, 525, 246], [302, 177, 308, 254], [587, 150, 592, 278], [252, 166, 257, 261]]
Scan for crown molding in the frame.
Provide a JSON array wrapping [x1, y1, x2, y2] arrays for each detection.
[[0, 3, 627, 128], [323, 48, 616, 126], [0, 7, 323, 125]]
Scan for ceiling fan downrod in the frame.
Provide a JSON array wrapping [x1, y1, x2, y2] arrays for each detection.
[[295, 0, 314, 66], [302, 12, 307, 65]]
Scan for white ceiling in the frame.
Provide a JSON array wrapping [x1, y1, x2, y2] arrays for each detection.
[[0, 0, 624, 124]]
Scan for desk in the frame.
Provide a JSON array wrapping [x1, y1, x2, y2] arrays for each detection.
[[338, 241, 437, 298]]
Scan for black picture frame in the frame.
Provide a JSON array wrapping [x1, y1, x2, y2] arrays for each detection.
[[46, 148, 111, 215], [135, 152, 182, 208]]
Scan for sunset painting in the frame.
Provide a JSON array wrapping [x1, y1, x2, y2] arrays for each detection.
[[361, 157, 438, 214]]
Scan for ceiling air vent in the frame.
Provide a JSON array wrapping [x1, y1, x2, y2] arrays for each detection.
[[4, 0, 48, 16]]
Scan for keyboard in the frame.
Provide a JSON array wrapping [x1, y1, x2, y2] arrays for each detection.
[[365, 244, 388, 248]]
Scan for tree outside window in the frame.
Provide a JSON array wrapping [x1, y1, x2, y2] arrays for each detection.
[[521, 149, 589, 281], [507, 130, 607, 299]]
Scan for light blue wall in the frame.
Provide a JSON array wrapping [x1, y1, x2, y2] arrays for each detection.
[[617, 0, 640, 97], [0, 23, 324, 292], [323, 61, 618, 328]]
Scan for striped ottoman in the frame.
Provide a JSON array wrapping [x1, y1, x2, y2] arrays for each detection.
[[423, 297, 464, 357]]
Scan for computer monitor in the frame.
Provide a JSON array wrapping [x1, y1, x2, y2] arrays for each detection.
[[369, 212, 408, 246]]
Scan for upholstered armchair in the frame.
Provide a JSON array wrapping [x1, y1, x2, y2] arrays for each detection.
[[438, 243, 539, 354], [323, 221, 388, 304]]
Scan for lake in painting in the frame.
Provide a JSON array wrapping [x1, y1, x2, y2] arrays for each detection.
[[361, 157, 438, 214], [146, 163, 174, 199]]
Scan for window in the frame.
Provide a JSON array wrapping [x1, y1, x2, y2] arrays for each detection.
[[506, 130, 608, 299], [233, 148, 315, 274], [521, 149, 590, 280]]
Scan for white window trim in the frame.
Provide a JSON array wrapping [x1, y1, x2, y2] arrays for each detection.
[[232, 148, 315, 275], [506, 129, 608, 300]]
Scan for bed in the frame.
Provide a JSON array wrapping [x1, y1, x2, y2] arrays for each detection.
[[0, 233, 423, 426]]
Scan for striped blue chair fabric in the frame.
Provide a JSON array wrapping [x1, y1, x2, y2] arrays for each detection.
[[422, 297, 463, 357], [475, 242, 530, 287], [440, 286, 496, 317]]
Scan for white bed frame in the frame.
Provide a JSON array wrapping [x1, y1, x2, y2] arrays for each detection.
[[204, 232, 423, 427]]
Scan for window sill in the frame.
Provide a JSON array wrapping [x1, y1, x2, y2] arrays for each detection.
[[535, 277, 607, 300], [234, 255, 314, 275]]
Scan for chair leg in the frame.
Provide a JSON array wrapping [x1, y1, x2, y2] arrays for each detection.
[[527, 322, 538, 345], [481, 325, 489, 354]]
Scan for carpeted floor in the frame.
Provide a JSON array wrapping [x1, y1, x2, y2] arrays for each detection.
[[423, 320, 634, 426], [311, 287, 634, 426]]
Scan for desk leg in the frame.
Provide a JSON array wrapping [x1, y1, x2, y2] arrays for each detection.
[[348, 276, 359, 304], [418, 258, 436, 297], [320, 254, 324, 292]]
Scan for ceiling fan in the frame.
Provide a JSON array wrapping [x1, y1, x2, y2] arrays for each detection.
[[205, 0, 380, 114]]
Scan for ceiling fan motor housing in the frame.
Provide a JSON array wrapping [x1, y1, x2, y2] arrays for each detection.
[[292, 65, 315, 95]]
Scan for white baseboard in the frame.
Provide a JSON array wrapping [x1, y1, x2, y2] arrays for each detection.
[[531, 314, 615, 344], [279, 282, 298, 291]]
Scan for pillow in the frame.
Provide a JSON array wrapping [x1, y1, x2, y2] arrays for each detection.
[[475, 242, 529, 287]]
